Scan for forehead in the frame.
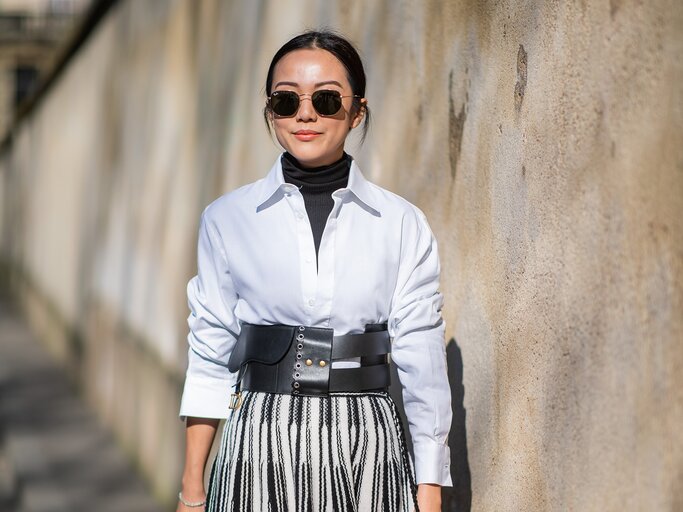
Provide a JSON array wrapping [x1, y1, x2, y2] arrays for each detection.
[[272, 48, 350, 88]]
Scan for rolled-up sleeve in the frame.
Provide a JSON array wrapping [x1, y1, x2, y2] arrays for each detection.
[[179, 205, 240, 420], [388, 208, 452, 486]]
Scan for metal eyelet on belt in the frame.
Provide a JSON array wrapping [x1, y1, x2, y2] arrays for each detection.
[[296, 353, 302, 359], [298, 326, 305, 331], [295, 362, 301, 369], [297, 333, 304, 341], [293, 389, 300, 394], [297, 343, 303, 350], [293, 381, 300, 389], [294, 372, 300, 378]]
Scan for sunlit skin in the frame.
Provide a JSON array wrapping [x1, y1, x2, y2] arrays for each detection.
[[267, 48, 367, 168]]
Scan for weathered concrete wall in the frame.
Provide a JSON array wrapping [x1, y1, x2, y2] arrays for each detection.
[[0, 0, 681, 509]]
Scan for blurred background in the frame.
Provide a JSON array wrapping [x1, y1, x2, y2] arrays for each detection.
[[0, 0, 681, 511]]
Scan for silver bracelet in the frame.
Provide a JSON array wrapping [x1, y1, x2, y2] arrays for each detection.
[[178, 491, 206, 508]]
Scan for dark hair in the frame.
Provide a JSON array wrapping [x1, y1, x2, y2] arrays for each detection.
[[263, 29, 371, 144]]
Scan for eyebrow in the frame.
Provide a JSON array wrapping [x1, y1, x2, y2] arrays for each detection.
[[273, 80, 344, 88], [315, 80, 343, 88]]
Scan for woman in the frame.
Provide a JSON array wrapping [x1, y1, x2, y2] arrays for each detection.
[[177, 30, 452, 512]]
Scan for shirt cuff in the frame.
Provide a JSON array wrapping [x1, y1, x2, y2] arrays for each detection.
[[178, 373, 237, 420], [413, 438, 453, 486]]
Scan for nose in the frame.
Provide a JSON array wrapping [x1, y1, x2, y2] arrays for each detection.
[[296, 94, 317, 122]]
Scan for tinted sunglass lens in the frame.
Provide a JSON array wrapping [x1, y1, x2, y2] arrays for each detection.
[[270, 92, 299, 116], [313, 91, 342, 115], [270, 90, 344, 116]]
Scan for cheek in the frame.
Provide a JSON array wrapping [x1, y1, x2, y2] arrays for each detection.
[[272, 120, 291, 144], [272, 118, 287, 134], [330, 123, 352, 143]]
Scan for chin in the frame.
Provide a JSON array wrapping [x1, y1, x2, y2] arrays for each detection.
[[286, 145, 328, 166]]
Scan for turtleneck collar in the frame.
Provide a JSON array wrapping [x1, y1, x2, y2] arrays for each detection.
[[281, 151, 351, 191]]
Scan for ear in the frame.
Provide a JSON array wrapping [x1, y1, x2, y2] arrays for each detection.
[[349, 98, 367, 130]]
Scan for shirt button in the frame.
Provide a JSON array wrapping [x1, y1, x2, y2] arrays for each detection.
[[308, 299, 315, 307], [297, 212, 304, 219]]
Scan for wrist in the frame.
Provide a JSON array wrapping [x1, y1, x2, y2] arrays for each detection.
[[182, 462, 205, 481], [180, 478, 205, 497], [178, 490, 206, 508]]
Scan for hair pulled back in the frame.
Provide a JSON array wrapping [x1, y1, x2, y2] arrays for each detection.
[[263, 29, 371, 144]]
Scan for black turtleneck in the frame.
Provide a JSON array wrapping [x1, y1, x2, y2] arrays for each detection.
[[281, 151, 351, 270]]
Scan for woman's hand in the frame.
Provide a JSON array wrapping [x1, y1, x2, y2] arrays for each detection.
[[416, 483, 442, 512]]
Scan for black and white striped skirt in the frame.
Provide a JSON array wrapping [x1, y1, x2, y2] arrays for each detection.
[[205, 389, 418, 512]]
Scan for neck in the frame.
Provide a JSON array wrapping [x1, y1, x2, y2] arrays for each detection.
[[281, 151, 351, 187], [289, 147, 346, 169], [283, 151, 347, 171]]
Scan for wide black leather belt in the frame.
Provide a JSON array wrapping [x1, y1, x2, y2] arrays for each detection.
[[227, 322, 391, 407]]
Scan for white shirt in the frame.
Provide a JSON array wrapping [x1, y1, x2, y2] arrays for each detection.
[[179, 153, 452, 486]]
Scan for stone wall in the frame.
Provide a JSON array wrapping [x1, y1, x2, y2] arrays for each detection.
[[0, 0, 681, 509]]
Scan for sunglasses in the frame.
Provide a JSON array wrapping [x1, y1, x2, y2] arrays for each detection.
[[268, 89, 361, 117]]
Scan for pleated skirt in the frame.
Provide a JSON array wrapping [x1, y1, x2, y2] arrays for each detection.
[[205, 389, 418, 512]]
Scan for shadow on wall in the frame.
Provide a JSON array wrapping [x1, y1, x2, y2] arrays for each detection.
[[389, 337, 472, 512]]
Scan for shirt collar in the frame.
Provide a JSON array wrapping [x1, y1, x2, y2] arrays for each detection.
[[255, 153, 380, 215]]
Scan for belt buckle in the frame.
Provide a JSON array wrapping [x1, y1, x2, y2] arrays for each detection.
[[229, 391, 242, 409]]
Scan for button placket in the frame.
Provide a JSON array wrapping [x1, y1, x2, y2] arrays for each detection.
[[287, 191, 317, 316], [312, 197, 340, 322]]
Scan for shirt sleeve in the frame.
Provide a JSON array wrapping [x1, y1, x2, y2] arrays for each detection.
[[388, 208, 453, 486], [179, 205, 240, 420]]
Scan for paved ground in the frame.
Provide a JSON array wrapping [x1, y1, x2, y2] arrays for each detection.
[[0, 298, 166, 512]]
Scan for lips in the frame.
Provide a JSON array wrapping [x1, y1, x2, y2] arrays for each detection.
[[293, 130, 321, 141]]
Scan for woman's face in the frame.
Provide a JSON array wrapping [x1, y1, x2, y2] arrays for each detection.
[[268, 48, 367, 168]]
